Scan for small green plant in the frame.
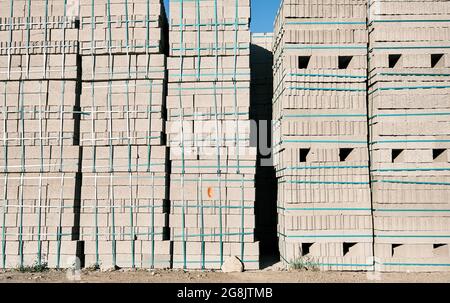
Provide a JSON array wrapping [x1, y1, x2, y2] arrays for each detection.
[[290, 256, 319, 271], [18, 261, 49, 273]]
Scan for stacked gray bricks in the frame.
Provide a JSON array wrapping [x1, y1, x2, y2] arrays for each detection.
[[167, 0, 260, 269], [0, 0, 82, 269], [368, 0, 450, 272], [77, 0, 170, 269], [273, 0, 374, 270]]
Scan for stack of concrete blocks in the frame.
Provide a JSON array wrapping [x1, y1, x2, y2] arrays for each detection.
[[167, 0, 259, 269], [369, 0, 450, 272], [273, 0, 374, 270], [0, 0, 82, 269], [250, 33, 278, 256], [77, 0, 171, 269]]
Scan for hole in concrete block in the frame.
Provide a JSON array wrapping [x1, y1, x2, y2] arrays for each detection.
[[338, 56, 353, 69], [300, 148, 311, 163], [392, 149, 404, 163], [298, 56, 311, 69], [431, 54, 444, 68], [339, 148, 354, 162], [388, 54, 401, 68], [343, 243, 357, 256], [433, 244, 449, 257], [391, 244, 403, 257], [301, 243, 313, 256], [433, 149, 447, 162]]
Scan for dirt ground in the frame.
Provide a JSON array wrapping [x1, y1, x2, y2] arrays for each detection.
[[1, 267, 450, 283]]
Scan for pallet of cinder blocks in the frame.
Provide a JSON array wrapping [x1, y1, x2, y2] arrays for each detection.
[[167, 0, 259, 270], [368, 0, 450, 272], [273, 0, 373, 271], [0, 0, 81, 268], [77, 0, 170, 269], [0, 0, 80, 81], [78, 0, 168, 55], [0, 80, 81, 269]]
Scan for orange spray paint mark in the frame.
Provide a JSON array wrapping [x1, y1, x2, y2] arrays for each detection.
[[207, 187, 214, 198]]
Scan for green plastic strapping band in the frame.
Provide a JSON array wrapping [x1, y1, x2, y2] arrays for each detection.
[[56, 173, 65, 269], [43, 0, 49, 78], [199, 176, 205, 269], [373, 180, 450, 186], [2, 81, 8, 269], [282, 180, 370, 185], [26, 0, 31, 77], [278, 232, 373, 239], [233, 0, 240, 175], [196, 0, 201, 81], [177, 0, 188, 270], [289, 72, 367, 79], [369, 112, 450, 119], [19, 80, 25, 268], [36, 81, 44, 266], [7, 0, 14, 79], [213, 0, 224, 268], [289, 86, 366, 92], [373, 167, 450, 172], [278, 207, 372, 212]]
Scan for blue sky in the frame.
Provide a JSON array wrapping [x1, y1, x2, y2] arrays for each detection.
[[163, 0, 280, 33]]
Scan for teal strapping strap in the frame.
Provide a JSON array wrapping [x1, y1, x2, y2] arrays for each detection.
[[373, 179, 450, 186], [282, 180, 370, 185]]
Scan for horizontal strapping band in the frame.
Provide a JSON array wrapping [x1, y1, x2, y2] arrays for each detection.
[[282, 114, 367, 118], [372, 167, 450, 172], [173, 232, 253, 238], [171, 22, 248, 27], [372, 180, 450, 186], [172, 204, 254, 209], [279, 139, 368, 144], [279, 165, 369, 171], [370, 139, 450, 144], [372, 46, 450, 50], [286, 21, 366, 25], [376, 235, 450, 238], [374, 209, 450, 212], [372, 19, 450, 23], [168, 112, 249, 118], [170, 178, 255, 183], [284, 45, 367, 50], [171, 46, 250, 51], [172, 260, 259, 264], [369, 112, 450, 119], [280, 180, 370, 185], [378, 72, 450, 77], [170, 72, 250, 77], [288, 86, 366, 92], [379, 262, 450, 267], [278, 232, 373, 238], [289, 72, 367, 79], [278, 207, 372, 211], [369, 85, 450, 93]]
